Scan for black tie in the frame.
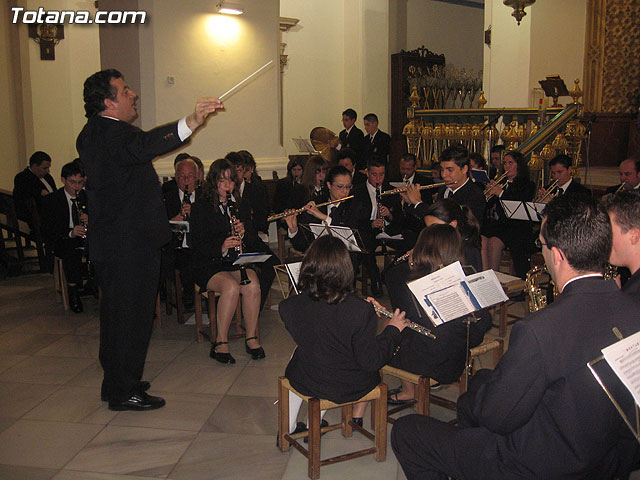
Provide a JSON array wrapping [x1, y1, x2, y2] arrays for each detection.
[[557, 188, 564, 197], [71, 199, 80, 226]]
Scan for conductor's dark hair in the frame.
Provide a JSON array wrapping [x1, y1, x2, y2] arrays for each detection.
[[337, 148, 357, 164], [602, 190, 640, 233], [411, 224, 465, 273], [83, 68, 122, 118], [440, 144, 469, 170], [29, 151, 51, 166], [342, 108, 357, 120], [363, 113, 378, 123], [298, 235, 353, 304], [202, 158, 238, 209], [541, 195, 611, 273], [504, 150, 530, 180], [425, 199, 481, 249], [61, 160, 85, 179], [327, 165, 351, 184], [549, 153, 572, 169]]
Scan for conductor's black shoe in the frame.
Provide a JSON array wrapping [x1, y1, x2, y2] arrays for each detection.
[[101, 381, 151, 402], [68, 287, 83, 313], [245, 336, 266, 360], [108, 391, 165, 411], [210, 341, 236, 364]]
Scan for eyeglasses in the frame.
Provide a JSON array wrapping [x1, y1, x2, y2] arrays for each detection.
[[534, 238, 549, 249], [332, 184, 352, 190]]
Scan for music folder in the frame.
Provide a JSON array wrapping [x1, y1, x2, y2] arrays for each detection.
[[588, 330, 640, 443], [305, 223, 363, 253], [232, 252, 272, 265]]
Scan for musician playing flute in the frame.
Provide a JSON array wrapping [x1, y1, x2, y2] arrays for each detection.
[[392, 195, 640, 480], [279, 235, 407, 435]]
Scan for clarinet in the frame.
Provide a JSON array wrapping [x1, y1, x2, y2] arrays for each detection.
[[372, 304, 436, 339], [227, 193, 251, 285], [376, 185, 385, 233]]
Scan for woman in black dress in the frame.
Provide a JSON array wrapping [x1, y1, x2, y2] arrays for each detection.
[[384, 224, 492, 404], [191, 159, 266, 364], [482, 150, 536, 278], [279, 235, 406, 434]]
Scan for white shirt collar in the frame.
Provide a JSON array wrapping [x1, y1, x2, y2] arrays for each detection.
[[450, 178, 469, 195], [100, 114, 120, 121], [562, 273, 602, 291]]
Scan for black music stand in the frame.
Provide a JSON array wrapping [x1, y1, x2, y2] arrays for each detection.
[[303, 223, 366, 254], [539, 75, 569, 108]]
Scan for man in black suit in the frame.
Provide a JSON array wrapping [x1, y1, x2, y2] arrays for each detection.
[[42, 161, 88, 313], [604, 190, 640, 295], [338, 108, 366, 171], [77, 68, 222, 411], [537, 153, 591, 202], [162, 155, 200, 310], [392, 195, 640, 479], [363, 113, 391, 165], [13, 151, 56, 226], [605, 157, 640, 195], [337, 148, 367, 185], [396, 153, 433, 234], [352, 157, 404, 295]]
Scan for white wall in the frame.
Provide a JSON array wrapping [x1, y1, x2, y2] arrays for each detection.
[[280, 0, 346, 158], [484, 0, 586, 108], [4, 0, 100, 186], [140, 0, 285, 177], [407, 0, 484, 74]]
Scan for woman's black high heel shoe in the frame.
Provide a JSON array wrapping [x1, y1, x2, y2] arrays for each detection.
[[210, 341, 235, 364], [245, 336, 266, 360]]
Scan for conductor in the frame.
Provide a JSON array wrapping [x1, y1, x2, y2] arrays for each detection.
[[77, 69, 222, 411]]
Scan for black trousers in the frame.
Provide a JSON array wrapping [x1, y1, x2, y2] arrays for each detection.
[[53, 238, 84, 285], [95, 247, 160, 403]]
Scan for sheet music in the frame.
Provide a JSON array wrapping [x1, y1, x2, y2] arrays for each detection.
[[524, 201, 546, 221], [602, 331, 640, 407], [407, 261, 508, 326], [232, 252, 272, 265], [292, 137, 315, 153], [308, 223, 362, 252], [169, 220, 189, 233], [376, 232, 404, 241], [285, 262, 302, 294], [500, 200, 535, 221]]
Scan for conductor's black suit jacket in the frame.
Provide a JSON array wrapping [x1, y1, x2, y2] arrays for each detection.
[[76, 116, 186, 262], [457, 277, 640, 478]]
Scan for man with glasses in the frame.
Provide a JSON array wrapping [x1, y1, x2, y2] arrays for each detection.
[[392, 195, 640, 479]]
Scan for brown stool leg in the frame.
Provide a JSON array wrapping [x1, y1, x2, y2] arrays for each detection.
[[494, 339, 504, 366], [416, 376, 430, 416], [374, 384, 387, 461], [308, 398, 321, 480], [278, 378, 290, 452], [342, 404, 353, 437]]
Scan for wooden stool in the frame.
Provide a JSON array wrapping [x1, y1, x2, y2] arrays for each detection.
[[193, 285, 246, 343], [381, 365, 433, 422], [277, 377, 388, 479], [430, 338, 505, 412], [52, 257, 70, 311], [164, 268, 185, 324], [495, 277, 526, 337]]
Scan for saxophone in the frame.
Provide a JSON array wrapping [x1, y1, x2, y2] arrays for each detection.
[[525, 266, 549, 312]]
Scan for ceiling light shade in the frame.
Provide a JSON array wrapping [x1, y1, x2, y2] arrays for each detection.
[[503, 0, 535, 25], [217, 2, 244, 15]]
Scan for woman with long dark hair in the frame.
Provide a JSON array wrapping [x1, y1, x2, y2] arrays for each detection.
[[482, 150, 535, 278], [384, 224, 492, 404], [424, 199, 482, 272], [191, 159, 266, 364], [300, 155, 328, 204], [279, 235, 406, 433], [273, 157, 305, 214]]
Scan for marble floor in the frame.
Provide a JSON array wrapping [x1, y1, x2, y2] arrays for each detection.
[[0, 268, 510, 480]]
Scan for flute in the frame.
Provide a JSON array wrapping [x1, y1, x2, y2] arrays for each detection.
[[378, 181, 453, 197], [372, 305, 436, 339], [267, 195, 354, 222]]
